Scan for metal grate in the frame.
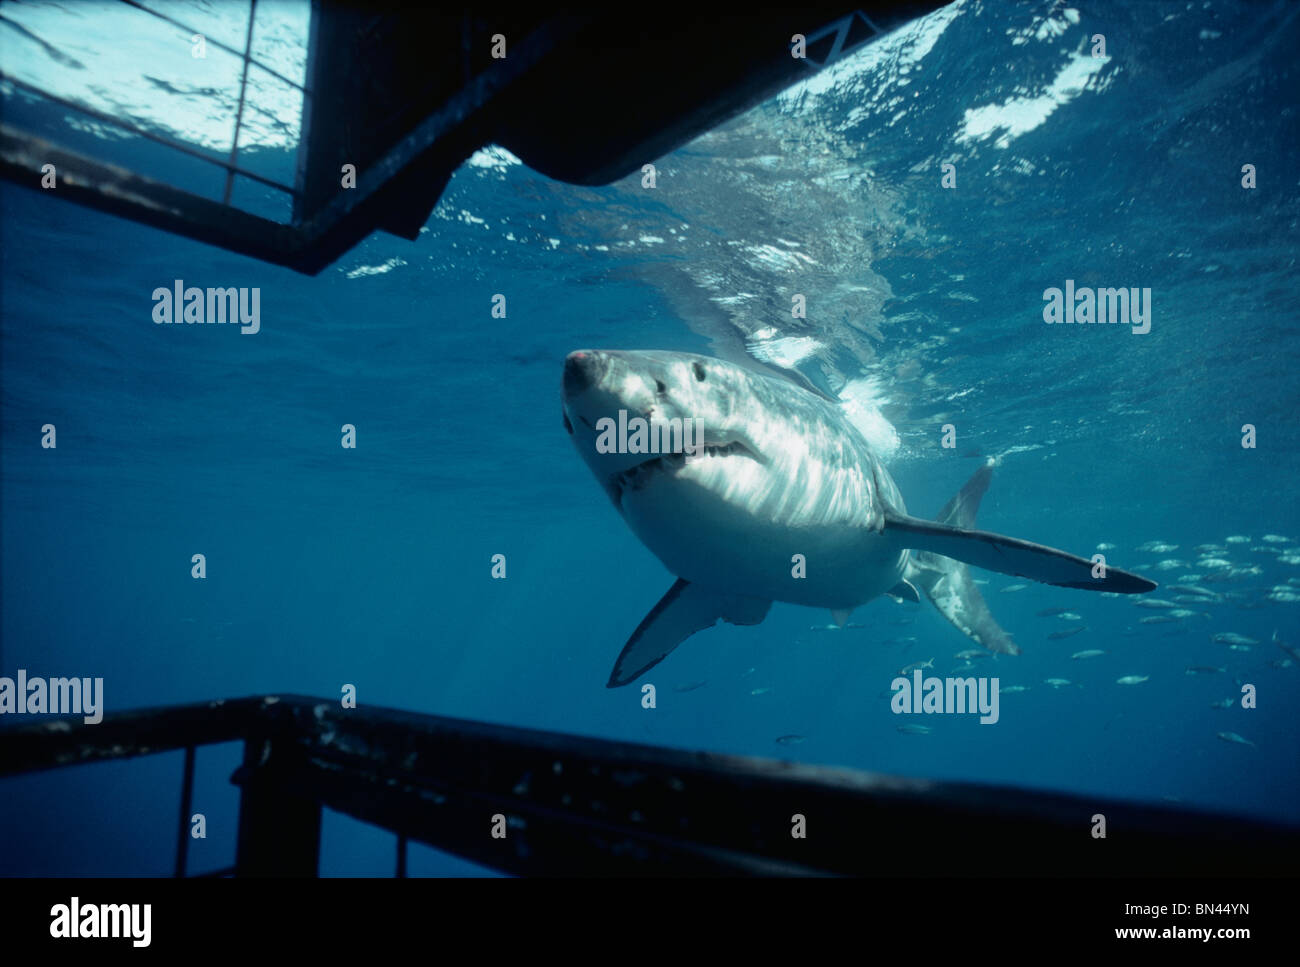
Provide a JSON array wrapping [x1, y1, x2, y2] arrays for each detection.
[[121, 0, 308, 93], [0, 0, 309, 208], [0, 72, 297, 197]]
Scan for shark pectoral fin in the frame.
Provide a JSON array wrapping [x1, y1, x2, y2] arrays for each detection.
[[885, 512, 1157, 594], [607, 579, 772, 688], [885, 579, 920, 604]]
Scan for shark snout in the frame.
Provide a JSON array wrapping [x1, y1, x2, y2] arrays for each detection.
[[563, 350, 608, 399]]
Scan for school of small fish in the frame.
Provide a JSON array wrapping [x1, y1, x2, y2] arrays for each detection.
[[719, 532, 1297, 757]]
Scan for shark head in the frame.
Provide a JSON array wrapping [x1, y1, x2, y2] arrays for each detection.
[[561, 349, 769, 512]]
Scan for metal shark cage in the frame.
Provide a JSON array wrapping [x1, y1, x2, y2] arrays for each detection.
[[1, 694, 1298, 876], [0, 1, 942, 275]]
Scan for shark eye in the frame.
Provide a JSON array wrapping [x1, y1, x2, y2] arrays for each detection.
[[692, 362, 706, 381], [655, 379, 667, 394]]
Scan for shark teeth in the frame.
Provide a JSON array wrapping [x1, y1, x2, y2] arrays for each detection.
[[610, 442, 754, 505]]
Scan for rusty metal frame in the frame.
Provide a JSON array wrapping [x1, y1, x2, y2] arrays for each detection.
[[0, 4, 938, 275], [2, 694, 1297, 876]]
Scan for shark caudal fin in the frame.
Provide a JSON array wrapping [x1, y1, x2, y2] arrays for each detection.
[[887, 467, 1157, 595], [904, 463, 1021, 655]]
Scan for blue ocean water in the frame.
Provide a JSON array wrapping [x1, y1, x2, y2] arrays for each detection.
[[1, 1, 1297, 875]]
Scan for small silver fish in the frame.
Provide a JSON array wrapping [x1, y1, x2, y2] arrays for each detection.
[[1261, 534, 1292, 544], [1138, 615, 1177, 624], [1071, 649, 1106, 660], [1043, 678, 1073, 688], [1036, 607, 1073, 617], [899, 658, 934, 675], [1216, 731, 1255, 748], [953, 649, 988, 661], [1274, 631, 1300, 661], [1169, 584, 1217, 598], [1185, 666, 1225, 675], [1134, 599, 1179, 610], [1227, 644, 1252, 652], [896, 724, 933, 735], [1212, 633, 1259, 646], [1048, 626, 1088, 640], [750, 687, 772, 696], [775, 734, 806, 745], [674, 680, 708, 692], [1208, 698, 1236, 709], [1225, 536, 1251, 544], [1001, 685, 1030, 693], [1096, 542, 1116, 551], [1116, 675, 1149, 685], [999, 584, 1028, 593]]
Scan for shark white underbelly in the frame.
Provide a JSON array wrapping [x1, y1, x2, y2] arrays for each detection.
[[619, 453, 908, 609]]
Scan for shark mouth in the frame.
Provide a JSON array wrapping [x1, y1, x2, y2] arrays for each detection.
[[608, 441, 757, 507]]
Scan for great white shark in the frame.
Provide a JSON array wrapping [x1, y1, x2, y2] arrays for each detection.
[[561, 349, 1157, 687]]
